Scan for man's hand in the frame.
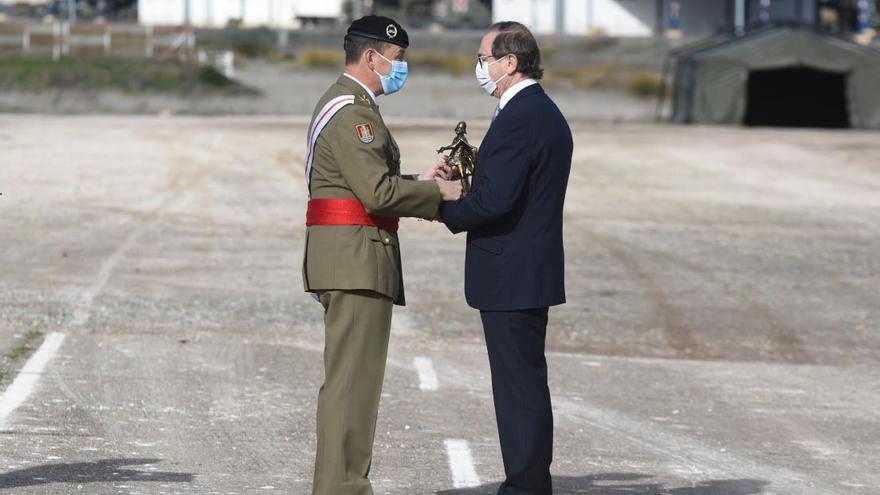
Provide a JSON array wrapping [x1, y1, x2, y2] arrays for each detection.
[[435, 178, 462, 201], [419, 158, 453, 181]]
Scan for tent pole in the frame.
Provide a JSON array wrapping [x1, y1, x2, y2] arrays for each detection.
[[655, 56, 672, 123]]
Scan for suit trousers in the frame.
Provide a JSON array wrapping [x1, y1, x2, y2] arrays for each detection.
[[480, 308, 554, 495], [312, 290, 393, 495]]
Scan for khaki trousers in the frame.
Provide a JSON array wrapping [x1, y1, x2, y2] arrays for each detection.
[[312, 289, 393, 495]]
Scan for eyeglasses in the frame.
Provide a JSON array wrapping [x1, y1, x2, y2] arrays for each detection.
[[477, 53, 510, 69]]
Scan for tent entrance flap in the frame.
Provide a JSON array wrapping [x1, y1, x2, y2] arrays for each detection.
[[744, 66, 850, 129]]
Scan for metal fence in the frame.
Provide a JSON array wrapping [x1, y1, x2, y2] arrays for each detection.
[[0, 22, 195, 60]]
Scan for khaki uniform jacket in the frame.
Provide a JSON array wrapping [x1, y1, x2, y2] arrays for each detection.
[[302, 75, 442, 306]]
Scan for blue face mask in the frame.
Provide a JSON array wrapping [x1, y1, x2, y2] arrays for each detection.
[[374, 51, 408, 95]]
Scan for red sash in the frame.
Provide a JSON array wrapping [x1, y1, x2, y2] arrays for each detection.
[[306, 198, 400, 232]]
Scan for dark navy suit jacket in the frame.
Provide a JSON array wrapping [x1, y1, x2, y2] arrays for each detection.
[[442, 83, 573, 311]]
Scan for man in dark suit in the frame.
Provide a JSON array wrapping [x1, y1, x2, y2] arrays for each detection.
[[440, 21, 573, 495]]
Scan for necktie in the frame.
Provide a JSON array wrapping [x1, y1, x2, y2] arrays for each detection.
[[492, 105, 500, 122]]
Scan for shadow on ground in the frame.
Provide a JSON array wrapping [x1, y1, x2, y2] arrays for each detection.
[[437, 473, 769, 495], [0, 458, 194, 489]]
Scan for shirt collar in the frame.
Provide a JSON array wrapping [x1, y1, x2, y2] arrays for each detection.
[[498, 78, 538, 110], [343, 73, 377, 104]]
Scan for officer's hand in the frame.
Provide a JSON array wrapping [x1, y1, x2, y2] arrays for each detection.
[[435, 179, 462, 201], [437, 155, 463, 181], [419, 157, 453, 181], [419, 161, 450, 181]]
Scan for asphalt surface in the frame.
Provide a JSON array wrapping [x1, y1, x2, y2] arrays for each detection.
[[0, 116, 879, 494]]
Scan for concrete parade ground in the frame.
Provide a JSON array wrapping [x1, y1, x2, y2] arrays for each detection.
[[0, 115, 878, 494]]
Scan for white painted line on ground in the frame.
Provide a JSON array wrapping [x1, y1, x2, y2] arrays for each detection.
[[69, 223, 143, 328], [0, 332, 66, 428], [69, 175, 189, 329], [444, 439, 480, 488], [414, 357, 439, 391]]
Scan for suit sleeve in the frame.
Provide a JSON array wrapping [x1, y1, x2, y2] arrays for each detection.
[[328, 104, 442, 219], [441, 117, 533, 234]]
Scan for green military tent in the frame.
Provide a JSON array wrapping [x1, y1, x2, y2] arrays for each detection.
[[667, 27, 880, 129]]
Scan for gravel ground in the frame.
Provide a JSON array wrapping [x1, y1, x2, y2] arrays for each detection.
[[0, 116, 878, 494]]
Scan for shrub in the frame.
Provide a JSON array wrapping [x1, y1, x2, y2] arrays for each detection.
[[627, 71, 662, 98], [0, 56, 260, 96], [299, 49, 344, 70]]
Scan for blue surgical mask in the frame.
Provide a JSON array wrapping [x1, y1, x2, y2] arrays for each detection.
[[374, 51, 408, 95]]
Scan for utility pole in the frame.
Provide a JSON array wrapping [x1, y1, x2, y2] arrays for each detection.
[[759, 0, 771, 26], [207, 0, 215, 26], [667, 1, 682, 39], [735, 0, 746, 35], [854, 0, 876, 45], [586, 0, 595, 34], [530, 0, 537, 32], [654, 0, 664, 37], [555, 0, 565, 35], [857, 0, 872, 34]]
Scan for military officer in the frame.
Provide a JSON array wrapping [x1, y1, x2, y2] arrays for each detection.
[[302, 15, 461, 495]]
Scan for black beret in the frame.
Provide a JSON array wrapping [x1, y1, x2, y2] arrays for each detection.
[[346, 15, 409, 49]]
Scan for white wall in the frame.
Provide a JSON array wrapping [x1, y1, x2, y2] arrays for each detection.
[[563, 0, 589, 35], [139, 0, 187, 25], [187, 0, 241, 27], [493, 0, 655, 37], [491, 0, 556, 35], [293, 0, 343, 19], [138, 0, 341, 27], [588, 0, 655, 36], [240, 0, 288, 27]]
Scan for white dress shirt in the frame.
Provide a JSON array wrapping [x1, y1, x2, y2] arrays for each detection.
[[498, 78, 538, 110]]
